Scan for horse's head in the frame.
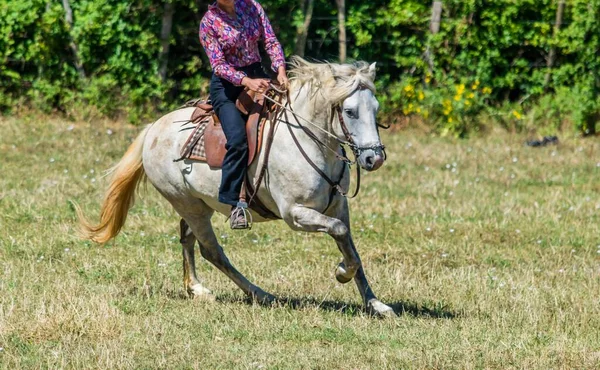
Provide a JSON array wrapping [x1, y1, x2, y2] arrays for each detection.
[[333, 63, 385, 172], [288, 57, 386, 172], [337, 70, 385, 171]]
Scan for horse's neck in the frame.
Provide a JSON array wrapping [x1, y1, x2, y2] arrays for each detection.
[[263, 86, 347, 207], [286, 87, 338, 157]]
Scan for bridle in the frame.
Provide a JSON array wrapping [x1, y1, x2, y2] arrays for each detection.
[[334, 105, 387, 162], [261, 84, 387, 199]]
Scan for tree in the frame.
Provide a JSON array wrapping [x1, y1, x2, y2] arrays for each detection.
[[61, 0, 86, 80], [335, 0, 346, 62], [159, 1, 175, 82], [294, 0, 315, 57]]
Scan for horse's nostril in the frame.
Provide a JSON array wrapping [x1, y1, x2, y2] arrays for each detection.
[[366, 156, 374, 166]]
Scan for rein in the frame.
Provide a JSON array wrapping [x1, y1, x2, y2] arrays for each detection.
[[262, 86, 386, 199], [284, 108, 356, 198], [263, 86, 387, 163], [262, 93, 355, 164]]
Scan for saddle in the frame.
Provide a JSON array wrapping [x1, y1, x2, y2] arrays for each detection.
[[178, 86, 285, 220], [184, 89, 274, 168]]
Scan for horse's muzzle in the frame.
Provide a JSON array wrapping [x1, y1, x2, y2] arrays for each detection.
[[358, 147, 385, 171]]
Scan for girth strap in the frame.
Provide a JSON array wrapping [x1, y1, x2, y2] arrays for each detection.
[[244, 175, 280, 220]]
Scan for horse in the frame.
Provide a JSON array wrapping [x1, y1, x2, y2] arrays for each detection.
[[78, 57, 395, 317]]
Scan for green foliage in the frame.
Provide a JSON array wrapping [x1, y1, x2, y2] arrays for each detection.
[[344, 0, 599, 136], [0, 0, 598, 133], [382, 76, 495, 137], [529, 84, 600, 135]]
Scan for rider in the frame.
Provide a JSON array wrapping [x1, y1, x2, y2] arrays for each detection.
[[200, 0, 289, 229]]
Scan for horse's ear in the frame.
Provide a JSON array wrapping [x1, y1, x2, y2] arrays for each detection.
[[369, 62, 377, 78]]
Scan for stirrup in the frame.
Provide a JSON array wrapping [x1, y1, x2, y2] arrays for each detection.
[[229, 201, 252, 230]]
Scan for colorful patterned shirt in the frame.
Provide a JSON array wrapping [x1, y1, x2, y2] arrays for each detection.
[[199, 0, 285, 86]]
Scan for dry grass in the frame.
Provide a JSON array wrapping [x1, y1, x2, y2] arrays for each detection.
[[1, 115, 599, 369]]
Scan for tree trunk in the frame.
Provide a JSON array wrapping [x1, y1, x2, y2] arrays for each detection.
[[294, 0, 315, 57], [61, 0, 86, 80], [335, 0, 346, 63], [159, 1, 175, 82], [544, 0, 565, 89], [424, 1, 443, 73], [430, 1, 443, 33]]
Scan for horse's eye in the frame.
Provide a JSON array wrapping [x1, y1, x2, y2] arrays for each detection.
[[344, 109, 358, 119]]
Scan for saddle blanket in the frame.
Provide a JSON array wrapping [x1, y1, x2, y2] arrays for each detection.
[[177, 89, 278, 167], [179, 112, 211, 161]]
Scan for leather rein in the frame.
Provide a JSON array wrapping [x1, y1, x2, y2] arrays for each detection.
[[259, 85, 387, 201]]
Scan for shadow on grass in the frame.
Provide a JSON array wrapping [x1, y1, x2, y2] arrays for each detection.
[[387, 301, 458, 319], [124, 287, 459, 319], [216, 294, 459, 319]]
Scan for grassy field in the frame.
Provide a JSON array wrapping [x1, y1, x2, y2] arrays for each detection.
[[1, 114, 599, 369]]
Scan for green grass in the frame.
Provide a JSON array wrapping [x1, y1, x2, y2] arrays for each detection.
[[1, 115, 599, 369]]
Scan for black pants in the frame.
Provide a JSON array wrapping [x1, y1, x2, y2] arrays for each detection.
[[209, 62, 268, 207]]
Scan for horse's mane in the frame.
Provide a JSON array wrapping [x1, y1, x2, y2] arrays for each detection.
[[288, 56, 376, 107]]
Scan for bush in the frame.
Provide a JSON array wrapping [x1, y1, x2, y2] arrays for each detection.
[[0, 0, 598, 134], [527, 84, 599, 135]]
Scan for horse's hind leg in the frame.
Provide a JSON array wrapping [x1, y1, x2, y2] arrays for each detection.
[[182, 212, 275, 304], [179, 219, 213, 299]]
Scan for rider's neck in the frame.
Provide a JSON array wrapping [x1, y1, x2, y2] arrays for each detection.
[[216, 0, 235, 16]]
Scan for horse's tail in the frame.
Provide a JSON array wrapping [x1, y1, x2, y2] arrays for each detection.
[[76, 124, 151, 243]]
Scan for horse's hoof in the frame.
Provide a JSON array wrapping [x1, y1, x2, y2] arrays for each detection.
[[367, 299, 396, 318], [335, 263, 353, 284], [187, 284, 215, 301]]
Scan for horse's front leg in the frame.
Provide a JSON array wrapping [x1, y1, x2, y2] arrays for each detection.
[[289, 205, 360, 281], [335, 208, 396, 318], [288, 205, 395, 317]]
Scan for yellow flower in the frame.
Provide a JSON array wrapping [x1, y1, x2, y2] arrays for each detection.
[[448, 117, 453, 123], [425, 76, 431, 84], [512, 110, 522, 120], [418, 91, 425, 101], [416, 107, 421, 113], [465, 100, 471, 106], [454, 95, 461, 101], [443, 99, 452, 108], [472, 80, 480, 89], [404, 85, 414, 92], [482, 87, 492, 94], [468, 92, 475, 99], [423, 110, 430, 119]]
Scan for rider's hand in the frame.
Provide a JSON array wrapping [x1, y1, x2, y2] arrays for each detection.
[[241, 77, 270, 93], [277, 66, 289, 89]]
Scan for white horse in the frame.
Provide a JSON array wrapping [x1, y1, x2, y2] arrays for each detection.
[[79, 57, 394, 317]]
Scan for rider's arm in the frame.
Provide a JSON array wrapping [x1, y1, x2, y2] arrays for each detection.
[[199, 16, 247, 86]]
